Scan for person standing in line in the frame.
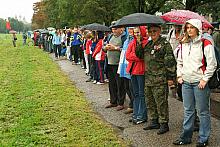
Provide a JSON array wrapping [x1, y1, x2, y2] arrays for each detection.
[[126, 26, 148, 124], [117, 27, 136, 114], [52, 30, 62, 59], [92, 31, 106, 84], [173, 19, 217, 147], [104, 21, 127, 110], [84, 31, 93, 76], [136, 24, 176, 135], [70, 27, 83, 65], [66, 29, 72, 60]]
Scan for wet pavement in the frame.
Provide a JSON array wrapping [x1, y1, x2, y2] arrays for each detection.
[[53, 56, 220, 147]]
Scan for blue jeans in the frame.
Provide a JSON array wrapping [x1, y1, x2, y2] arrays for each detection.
[[131, 75, 147, 121], [180, 81, 211, 143]]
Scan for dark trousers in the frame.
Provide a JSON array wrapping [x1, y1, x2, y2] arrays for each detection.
[[70, 45, 80, 63], [95, 60, 104, 82], [107, 65, 125, 106], [54, 44, 61, 58], [123, 77, 134, 108], [89, 56, 95, 80], [104, 57, 109, 79]]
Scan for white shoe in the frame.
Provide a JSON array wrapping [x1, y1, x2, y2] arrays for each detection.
[[104, 79, 109, 83], [93, 80, 97, 84], [96, 82, 104, 85]]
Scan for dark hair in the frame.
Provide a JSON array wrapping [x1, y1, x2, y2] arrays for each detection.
[[97, 31, 104, 39]]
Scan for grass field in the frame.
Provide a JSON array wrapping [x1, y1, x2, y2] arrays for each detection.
[[0, 34, 125, 146]]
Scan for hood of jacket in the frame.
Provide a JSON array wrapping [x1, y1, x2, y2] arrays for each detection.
[[185, 19, 202, 35]]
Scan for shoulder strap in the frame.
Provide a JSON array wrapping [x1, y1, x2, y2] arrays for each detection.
[[168, 29, 174, 41], [201, 40, 207, 73], [177, 43, 182, 59]]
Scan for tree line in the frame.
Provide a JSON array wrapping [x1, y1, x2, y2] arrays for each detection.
[[32, 0, 220, 30], [0, 17, 31, 34]]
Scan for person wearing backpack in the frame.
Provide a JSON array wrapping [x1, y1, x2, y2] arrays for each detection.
[[167, 24, 183, 100], [173, 19, 217, 147]]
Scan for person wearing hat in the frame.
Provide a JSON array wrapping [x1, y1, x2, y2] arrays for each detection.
[[104, 21, 127, 111], [173, 19, 217, 147], [136, 24, 176, 134]]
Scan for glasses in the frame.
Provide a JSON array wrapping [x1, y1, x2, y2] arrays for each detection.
[[148, 30, 158, 33]]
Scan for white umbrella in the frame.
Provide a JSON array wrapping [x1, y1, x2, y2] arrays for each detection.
[[47, 27, 55, 31]]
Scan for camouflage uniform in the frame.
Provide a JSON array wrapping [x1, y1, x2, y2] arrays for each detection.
[[136, 36, 176, 124]]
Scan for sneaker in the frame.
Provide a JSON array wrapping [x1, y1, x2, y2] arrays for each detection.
[[104, 79, 109, 83], [129, 118, 136, 123], [173, 139, 191, 145], [107, 98, 110, 101], [196, 141, 208, 147], [86, 78, 92, 82], [133, 119, 147, 125], [96, 82, 104, 85], [124, 108, 133, 114], [93, 80, 97, 84]]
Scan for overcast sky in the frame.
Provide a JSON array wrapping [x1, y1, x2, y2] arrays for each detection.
[[0, 0, 41, 23]]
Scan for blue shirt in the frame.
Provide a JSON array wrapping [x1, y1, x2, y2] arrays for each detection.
[[52, 34, 61, 45]]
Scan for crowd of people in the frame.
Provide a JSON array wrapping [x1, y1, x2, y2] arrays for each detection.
[[32, 18, 220, 147]]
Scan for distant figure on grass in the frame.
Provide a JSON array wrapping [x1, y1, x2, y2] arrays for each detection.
[[12, 33, 17, 47], [22, 32, 27, 45]]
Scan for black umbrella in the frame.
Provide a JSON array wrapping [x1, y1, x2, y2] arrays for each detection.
[[82, 23, 110, 32], [113, 13, 165, 27]]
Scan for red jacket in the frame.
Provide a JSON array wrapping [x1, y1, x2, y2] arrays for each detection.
[[85, 39, 92, 55], [92, 39, 105, 61], [126, 26, 148, 75]]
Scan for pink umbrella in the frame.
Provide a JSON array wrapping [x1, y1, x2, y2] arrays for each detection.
[[161, 10, 213, 28], [9, 30, 17, 34]]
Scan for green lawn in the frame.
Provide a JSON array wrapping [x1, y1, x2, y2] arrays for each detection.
[[0, 34, 125, 146]]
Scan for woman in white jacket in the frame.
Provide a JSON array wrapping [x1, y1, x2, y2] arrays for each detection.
[[173, 19, 217, 147]]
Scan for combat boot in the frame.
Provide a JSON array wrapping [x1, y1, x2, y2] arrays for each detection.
[[143, 119, 160, 130], [157, 123, 169, 135]]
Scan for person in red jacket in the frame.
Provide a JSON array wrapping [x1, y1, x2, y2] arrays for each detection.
[[92, 31, 106, 84], [126, 26, 149, 124], [85, 32, 93, 75]]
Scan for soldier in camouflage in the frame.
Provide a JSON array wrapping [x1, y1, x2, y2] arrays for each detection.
[[136, 24, 176, 135]]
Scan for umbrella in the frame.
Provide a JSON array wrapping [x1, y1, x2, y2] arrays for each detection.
[[82, 23, 110, 32], [41, 30, 49, 34], [161, 10, 213, 28], [9, 30, 17, 34], [47, 27, 55, 31], [112, 13, 165, 28]]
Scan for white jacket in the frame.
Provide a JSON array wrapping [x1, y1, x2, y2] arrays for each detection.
[[177, 35, 217, 83]]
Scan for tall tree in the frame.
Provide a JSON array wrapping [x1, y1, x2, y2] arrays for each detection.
[[32, 1, 47, 29], [185, 0, 220, 11]]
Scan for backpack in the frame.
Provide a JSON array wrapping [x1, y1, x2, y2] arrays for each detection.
[[202, 40, 220, 89]]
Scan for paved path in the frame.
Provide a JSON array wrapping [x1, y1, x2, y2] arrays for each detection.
[[54, 57, 220, 147]]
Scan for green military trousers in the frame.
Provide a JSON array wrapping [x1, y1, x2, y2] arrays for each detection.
[[145, 84, 169, 123]]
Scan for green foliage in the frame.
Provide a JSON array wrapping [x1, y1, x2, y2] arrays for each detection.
[[33, 0, 220, 29], [0, 34, 126, 146], [0, 18, 30, 33]]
